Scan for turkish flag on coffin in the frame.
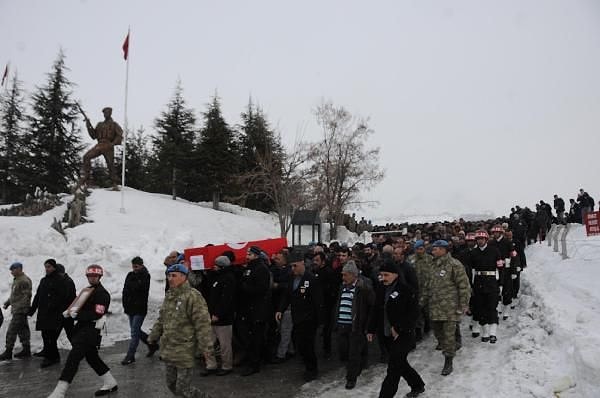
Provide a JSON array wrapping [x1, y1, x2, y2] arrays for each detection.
[[184, 237, 288, 270]]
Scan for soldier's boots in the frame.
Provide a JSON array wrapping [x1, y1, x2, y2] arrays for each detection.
[[471, 323, 481, 338], [94, 371, 118, 396], [404, 386, 426, 397], [14, 345, 31, 358], [441, 356, 453, 376], [0, 349, 13, 361]]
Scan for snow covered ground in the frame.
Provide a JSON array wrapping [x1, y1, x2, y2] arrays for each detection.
[[0, 189, 599, 397]]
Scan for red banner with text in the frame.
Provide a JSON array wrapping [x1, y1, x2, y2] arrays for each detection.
[[584, 211, 600, 236]]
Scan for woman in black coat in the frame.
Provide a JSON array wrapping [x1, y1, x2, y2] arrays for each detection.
[[368, 260, 425, 398]]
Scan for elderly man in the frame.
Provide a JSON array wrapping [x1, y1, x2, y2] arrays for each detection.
[[277, 250, 323, 381], [148, 264, 213, 398], [0, 262, 32, 361], [334, 260, 375, 390], [420, 240, 470, 376]]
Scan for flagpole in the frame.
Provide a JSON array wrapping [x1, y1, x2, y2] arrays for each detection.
[[120, 28, 130, 214]]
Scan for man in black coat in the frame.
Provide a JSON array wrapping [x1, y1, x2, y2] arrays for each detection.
[[55, 264, 76, 343], [368, 259, 425, 398], [121, 256, 154, 365], [238, 246, 271, 376], [311, 252, 337, 358], [204, 255, 236, 376], [29, 259, 69, 368], [277, 251, 323, 381]]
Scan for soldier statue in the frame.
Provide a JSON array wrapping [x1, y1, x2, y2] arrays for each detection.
[[78, 106, 123, 189]]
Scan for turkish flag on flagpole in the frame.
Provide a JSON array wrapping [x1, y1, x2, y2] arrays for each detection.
[[122, 31, 130, 60], [1, 64, 8, 86]]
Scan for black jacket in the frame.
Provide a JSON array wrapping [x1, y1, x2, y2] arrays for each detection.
[[122, 267, 150, 316], [368, 277, 419, 353], [30, 270, 70, 330], [72, 283, 110, 347], [208, 267, 236, 326], [279, 271, 323, 325], [467, 245, 501, 294], [313, 263, 338, 308], [239, 257, 271, 322]]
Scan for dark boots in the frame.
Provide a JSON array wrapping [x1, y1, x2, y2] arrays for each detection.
[[441, 356, 453, 376], [0, 349, 13, 361], [14, 345, 31, 358]]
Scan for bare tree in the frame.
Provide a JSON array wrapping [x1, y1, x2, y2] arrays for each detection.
[[309, 101, 384, 240], [233, 137, 311, 238]]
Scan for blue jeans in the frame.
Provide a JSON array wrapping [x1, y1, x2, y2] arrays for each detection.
[[126, 314, 148, 359]]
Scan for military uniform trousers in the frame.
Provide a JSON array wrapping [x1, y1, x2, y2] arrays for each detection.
[[293, 320, 318, 373], [5, 313, 30, 350], [431, 321, 460, 358], [379, 335, 425, 398], [337, 324, 368, 382], [166, 364, 211, 398], [59, 325, 109, 383], [473, 286, 499, 325]]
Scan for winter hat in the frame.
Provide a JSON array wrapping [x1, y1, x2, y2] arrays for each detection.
[[287, 250, 304, 264], [432, 240, 449, 248], [214, 256, 231, 268], [131, 256, 144, 266], [414, 240, 425, 249], [44, 258, 57, 268], [9, 261, 23, 270], [248, 246, 262, 256], [167, 263, 189, 275], [379, 258, 399, 274], [342, 260, 359, 276]]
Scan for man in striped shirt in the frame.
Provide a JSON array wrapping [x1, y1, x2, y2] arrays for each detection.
[[334, 261, 375, 390]]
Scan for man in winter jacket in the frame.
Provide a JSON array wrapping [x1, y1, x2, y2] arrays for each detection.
[[47, 264, 118, 398], [55, 264, 76, 343], [237, 245, 271, 376], [0, 261, 32, 361], [334, 260, 375, 389], [28, 259, 70, 367], [121, 256, 156, 364], [277, 251, 323, 381], [148, 263, 213, 398], [420, 240, 470, 377], [203, 255, 236, 376]]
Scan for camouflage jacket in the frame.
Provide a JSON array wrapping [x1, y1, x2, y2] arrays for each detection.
[[420, 253, 470, 321], [148, 281, 212, 368], [4, 273, 32, 315], [410, 253, 433, 298]]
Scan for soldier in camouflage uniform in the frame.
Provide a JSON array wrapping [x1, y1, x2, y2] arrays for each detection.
[[408, 240, 433, 341], [419, 240, 470, 376], [148, 264, 213, 398], [80, 107, 123, 188], [0, 262, 32, 361]]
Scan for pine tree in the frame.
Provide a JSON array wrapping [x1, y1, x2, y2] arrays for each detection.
[[148, 81, 197, 200], [237, 99, 284, 211], [121, 126, 151, 190], [0, 73, 27, 203], [196, 94, 237, 208], [25, 50, 83, 194]]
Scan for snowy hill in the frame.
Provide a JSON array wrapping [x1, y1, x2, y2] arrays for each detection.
[[0, 188, 279, 346], [0, 189, 599, 397]]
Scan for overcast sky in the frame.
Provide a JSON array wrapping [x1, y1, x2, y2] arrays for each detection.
[[2, 0, 599, 221]]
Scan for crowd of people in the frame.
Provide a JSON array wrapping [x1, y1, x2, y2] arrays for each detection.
[[0, 188, 596, 398]]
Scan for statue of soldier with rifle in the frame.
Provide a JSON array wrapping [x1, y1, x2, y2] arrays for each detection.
[[77, 105, 123, 190]]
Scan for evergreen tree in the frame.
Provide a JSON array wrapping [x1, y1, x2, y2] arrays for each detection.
[[121, 126, 151, 191], [237, 99, 284, 212], [148, 81, 197, 200], [196, 94, 237, 208], [0, 73, 28, 203], [25, 50, 83, 194]]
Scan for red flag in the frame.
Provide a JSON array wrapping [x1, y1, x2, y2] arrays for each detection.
[[122, 32, 130, 60], [1, 64, 7, 86]]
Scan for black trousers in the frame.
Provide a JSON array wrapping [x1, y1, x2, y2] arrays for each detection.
[[321, 302, 334, 354], [241, 319, 266, 370], [42, 329, 61, 360], [379, 336, 424, 398], [337, 325, 368, 382], [474, 289, 499, 325], [294, 320, 318, 372], [59, 326, 109, 383]]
